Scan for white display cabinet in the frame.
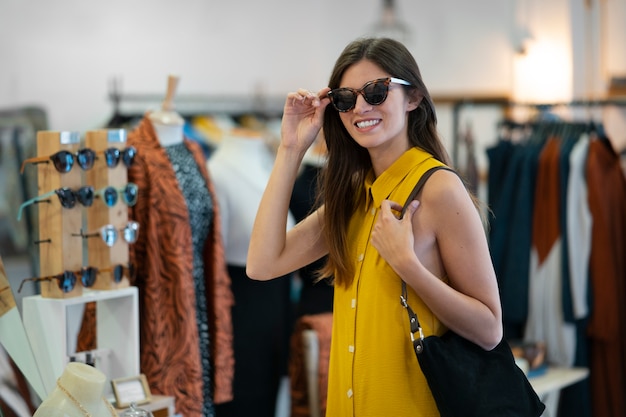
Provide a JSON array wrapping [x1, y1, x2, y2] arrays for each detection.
[[23, 286, 139, 397]]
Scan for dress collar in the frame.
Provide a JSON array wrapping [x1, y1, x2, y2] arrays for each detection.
[[364, 147, 434, 211]]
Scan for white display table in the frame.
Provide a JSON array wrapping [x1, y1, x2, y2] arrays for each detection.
[[529, 366, 589, 397], [23, 287, 140, 397]]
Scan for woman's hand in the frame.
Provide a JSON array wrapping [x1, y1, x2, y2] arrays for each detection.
[[371, 199, 420, 270], [281, 87, 331, 153]]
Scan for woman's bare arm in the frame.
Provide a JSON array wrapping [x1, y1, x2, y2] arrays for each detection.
[[372, 170, 502, 350], [247, 88, 331, 280]]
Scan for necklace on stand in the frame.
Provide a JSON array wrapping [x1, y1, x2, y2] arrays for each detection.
[[57, 379, 118, 417]]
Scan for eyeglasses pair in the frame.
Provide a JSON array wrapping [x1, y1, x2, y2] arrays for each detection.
[[327, 77, 412, 112], [17, 186, 95, 221], [97, 146, 137, 168], [20, 148, 97, 174], [17, 263, 135, 293], [16, 183, 138, 221], [73, 221, 140, 247], [20, 146, 137, 174], [94, 183, 138, 208]]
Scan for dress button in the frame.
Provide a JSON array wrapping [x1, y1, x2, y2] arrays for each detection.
[[351, 298, 356, 308], [371, 207, 376, 216], [357, 253, 364, 262], [348, 345, 355, 353], [347, 388, 353, 398]]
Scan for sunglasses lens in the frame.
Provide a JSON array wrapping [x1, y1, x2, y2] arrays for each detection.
[[330, 89, 356, 112], [363, 81, 388, 105], [77, 186, 95, 207], [102, 187, 118, 207], [113, 265, 124, 283], [123, 183, 138, 206], [77, 149, 96, 170], [81, 267, 98, 287], [122, 146, 137, 167], [101, 225, 118, 247], [56, 188, 77, 208], [123, 221, 140, 244], [52, 151, 74, 173], [58, 271, 77, 293], [104, 148, 121, 168]]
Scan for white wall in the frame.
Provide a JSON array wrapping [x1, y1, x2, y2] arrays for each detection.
[[0, 0, 516, 131], [0, 0, 624, 156]]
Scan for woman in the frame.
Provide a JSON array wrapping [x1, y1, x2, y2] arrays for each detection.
[[247, 37, 502, 416]]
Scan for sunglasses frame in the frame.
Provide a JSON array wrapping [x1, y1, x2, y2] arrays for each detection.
[[97, 146, 137, 168], [99, 263, 136, 283], [18, 269, 83, 294], [73, 221, 140, 247], [327, 77, 412, 112], [17, 186, 95, 221], [20, 148, 97, 174], [94, 183, 139, 207], [16, 265, 125, 293]]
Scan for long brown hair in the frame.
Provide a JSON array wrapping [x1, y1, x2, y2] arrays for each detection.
[[318, 37, 451, 287]]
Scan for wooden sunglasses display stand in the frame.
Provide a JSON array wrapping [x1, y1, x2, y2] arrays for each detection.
[[33, 129, 131, 298], [19, 130, 140, 400]]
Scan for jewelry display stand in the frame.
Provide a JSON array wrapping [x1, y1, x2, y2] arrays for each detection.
[[20, 129, 140, 398], [33, 361, 118, 417]]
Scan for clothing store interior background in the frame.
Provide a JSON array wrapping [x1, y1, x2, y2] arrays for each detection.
[[0, 0, 625, 416]]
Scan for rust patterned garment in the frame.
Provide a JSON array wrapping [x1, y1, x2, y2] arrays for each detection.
[[127, 117, 234, 417], [289, 312, 332, 417]]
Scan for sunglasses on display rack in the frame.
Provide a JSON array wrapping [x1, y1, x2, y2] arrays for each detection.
[[17, 186, 96, 221], [16, 183, 139, 220], [20, 148, 97, 174], [327, 77, 413, 112], [16, 263, 135, 293], [99, 263, 136, 283], [97, 146, 137, 168], [72, 221, 140, 247], [94, 183, 139, 207]]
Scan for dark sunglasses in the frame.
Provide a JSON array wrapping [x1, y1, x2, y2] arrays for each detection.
[[94, 183, 139, 207], [97, 146, 137, 168], [99, 263, 136, 283], [17, 186, 95, 221], [20, 148, 97, 174], [18, 267, 99, 293], [16, 263, 135, 293], [73, 221, 140, 247], [327, 77, 412, 112]]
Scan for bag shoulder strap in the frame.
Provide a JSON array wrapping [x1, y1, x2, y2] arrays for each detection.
[[399, 165, 456, 355], [400, 165, 456, 218]]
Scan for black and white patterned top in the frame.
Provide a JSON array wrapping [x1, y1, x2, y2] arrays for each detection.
[[165, 142, 215, 417]]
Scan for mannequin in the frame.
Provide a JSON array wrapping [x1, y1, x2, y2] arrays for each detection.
[[119, 76, 235, 417], [33, 362, 116, 417], [77, 74, 235, 417], [147, 75, 184, 146]]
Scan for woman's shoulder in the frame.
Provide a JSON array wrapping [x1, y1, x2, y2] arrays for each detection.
[[419, 168, 470, 207]]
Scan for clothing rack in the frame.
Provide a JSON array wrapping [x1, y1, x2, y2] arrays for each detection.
[[446, 96, 626, 166], [107, 77, 286, 126]]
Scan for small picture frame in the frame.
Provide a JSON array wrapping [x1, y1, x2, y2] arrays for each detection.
[[111, 374, 151, 408]]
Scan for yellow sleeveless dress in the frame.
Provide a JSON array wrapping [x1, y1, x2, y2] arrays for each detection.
[[326, 147, 448, 416]]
